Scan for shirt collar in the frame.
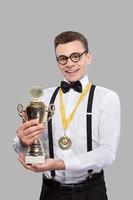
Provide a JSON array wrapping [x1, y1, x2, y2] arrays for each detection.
[[79, 75, 89, 90]]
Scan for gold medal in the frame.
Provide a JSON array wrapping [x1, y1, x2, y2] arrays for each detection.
[[59, 83, 91, 150], [58, 136, 72, 150]]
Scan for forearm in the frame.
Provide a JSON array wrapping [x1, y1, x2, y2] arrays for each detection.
[[63, 144, 115, 171]]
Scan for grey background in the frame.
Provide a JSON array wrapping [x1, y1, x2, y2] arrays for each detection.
[[0, 0, 132, 199]]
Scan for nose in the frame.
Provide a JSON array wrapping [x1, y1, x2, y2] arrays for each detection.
[[66, 57, 75, 66]]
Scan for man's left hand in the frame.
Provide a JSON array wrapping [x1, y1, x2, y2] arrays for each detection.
[[18, 153, 65, 172]]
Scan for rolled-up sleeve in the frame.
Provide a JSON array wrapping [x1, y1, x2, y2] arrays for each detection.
[[13, 136, 28, 154]]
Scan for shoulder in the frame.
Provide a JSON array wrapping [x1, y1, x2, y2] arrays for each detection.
[[41, 86, 59, 104], [95, 85, 119, 98], [93, 85, 120, 109], [43, 86, 59, 94]]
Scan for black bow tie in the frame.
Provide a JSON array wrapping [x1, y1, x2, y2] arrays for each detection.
[[60, 80, 82, 93]]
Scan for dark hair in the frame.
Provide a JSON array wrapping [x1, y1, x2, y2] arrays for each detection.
[[54, 31, 89, 51]]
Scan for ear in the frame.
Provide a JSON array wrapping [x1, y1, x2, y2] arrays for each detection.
[[87, 52, 92, 64]]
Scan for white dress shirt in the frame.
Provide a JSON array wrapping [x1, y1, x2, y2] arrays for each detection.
[[13, 75, 121, 184]]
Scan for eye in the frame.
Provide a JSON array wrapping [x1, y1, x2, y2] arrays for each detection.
[[58, 56, 67, 62], [71, 53, 80, 60]]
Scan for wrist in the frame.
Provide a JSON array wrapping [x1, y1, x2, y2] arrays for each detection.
[[20, 140, 28, 148], [55, 159, 65, 170]]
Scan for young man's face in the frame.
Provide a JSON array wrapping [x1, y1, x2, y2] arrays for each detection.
[[55, 40, 92, 82]]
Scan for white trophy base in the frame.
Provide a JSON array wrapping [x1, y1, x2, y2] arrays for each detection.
[[25, 155, 45, 164]]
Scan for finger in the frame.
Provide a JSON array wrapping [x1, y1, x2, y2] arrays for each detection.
[[18, 153, 26, 166], [17, 124, 44, 144], [29, 164, 46, 172], [17, 119, 39, 132], [31, 158, 55, 171], [24, 134, 41, 146], [24, 129, 44, 142], [18, 153, 25, 161], [23, 119, 40, 131], [24, 124, 44, 136], [31, 163, 45, 170]]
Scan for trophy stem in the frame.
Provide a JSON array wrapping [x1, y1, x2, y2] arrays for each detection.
[[27, 138, 44, 157], [25, 137, 45, 164], [34, 138, 39, 144]]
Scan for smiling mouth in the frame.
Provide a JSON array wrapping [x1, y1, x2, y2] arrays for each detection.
[[66, 69, 79, 74]]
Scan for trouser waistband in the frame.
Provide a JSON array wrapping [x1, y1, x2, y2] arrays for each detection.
[[42, 170, 104, 193]]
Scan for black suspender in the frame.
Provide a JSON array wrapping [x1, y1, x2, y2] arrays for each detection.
[[48, 84, 96, 179], [48, 87, 60, 179], [87, 84, 96, 152], [86, 84, 96, 175]]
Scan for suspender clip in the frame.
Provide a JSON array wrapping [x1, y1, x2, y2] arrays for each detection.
[[88, 172, 93, 179], [86, 112, 92, 115]]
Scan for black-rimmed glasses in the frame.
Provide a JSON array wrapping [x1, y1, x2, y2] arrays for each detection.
[[56, 50, 88, 65]]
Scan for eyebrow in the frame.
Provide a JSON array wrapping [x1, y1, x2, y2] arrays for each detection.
[[56, 51, 84, 58]]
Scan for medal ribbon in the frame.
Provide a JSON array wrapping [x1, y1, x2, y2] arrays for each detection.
[[59, 83, 91, 130]]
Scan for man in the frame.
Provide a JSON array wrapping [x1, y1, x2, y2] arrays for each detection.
[[13, 31, 121, 200]]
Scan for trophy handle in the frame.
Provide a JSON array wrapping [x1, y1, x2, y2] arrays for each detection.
[[17, 104, 28, 122], [46, 104, 55, 122]]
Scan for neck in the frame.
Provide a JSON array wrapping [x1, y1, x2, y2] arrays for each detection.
[[66, 75, 87, 84]]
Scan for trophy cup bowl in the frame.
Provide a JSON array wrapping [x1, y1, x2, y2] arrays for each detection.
[[17, 86, 55, 164]]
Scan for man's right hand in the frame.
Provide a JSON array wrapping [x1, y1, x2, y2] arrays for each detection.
[[16, 119, 44, 147]]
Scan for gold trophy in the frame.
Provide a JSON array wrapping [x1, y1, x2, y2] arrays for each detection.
[[17, 86, 55, 164]]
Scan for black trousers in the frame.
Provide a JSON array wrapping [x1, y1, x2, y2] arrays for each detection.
[[39, 173, 108, 200]]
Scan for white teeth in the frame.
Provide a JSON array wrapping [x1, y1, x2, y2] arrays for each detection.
[[67, 69, 78, 73]]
